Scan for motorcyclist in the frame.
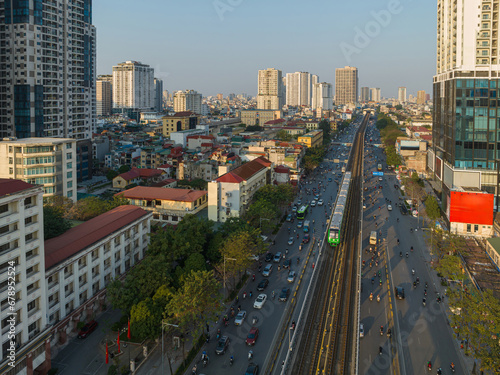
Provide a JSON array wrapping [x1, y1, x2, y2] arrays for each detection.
[[248, 350, 253, 360], [450, 362, 455, 371], [427, 361, 432, 370], [379, 346, 383, 355], [230, 356, 234, 366], [201, 351, 209, 362], [437, 368, 442, 375]]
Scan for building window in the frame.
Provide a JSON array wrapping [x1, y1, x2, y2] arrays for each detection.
[[67, 162, 72, 169], [66, 153, 72, 160], [474, 224, 479, 232], [66, 143, 72, 149], [68, 191, 73, 198], [67, 171, 72, 178], [0, 205, 7, 214], [67, 181, 73, 188], [466, 224, 471, 232]]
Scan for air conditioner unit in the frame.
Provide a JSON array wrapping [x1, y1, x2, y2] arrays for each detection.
[[225, 192, 231, 197]]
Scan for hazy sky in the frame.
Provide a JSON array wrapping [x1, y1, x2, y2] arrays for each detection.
[[94, 0, 436, 98]]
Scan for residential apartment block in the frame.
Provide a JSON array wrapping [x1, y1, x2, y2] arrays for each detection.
[[298, 130, 323, 148], [0, 180, 50, 375], [173, 90, 202, 114], [112, 61, 155, 111], [257, 68, 284, 110], [117, 187, 207, 225], [240, 110, 282, 126], [45, 206, 152, 354], [312, 82, 333, 111], [96, 75, 113, 116], [162, 112, 200, 138], [398, 87, 407, 103], [0, 138, 78, 202], [335, 66, 358, 106], [208, 156, 272, 222], [0, 0, 96, 139], [154, 78, 164, 112], [285, 72, 313, 107]]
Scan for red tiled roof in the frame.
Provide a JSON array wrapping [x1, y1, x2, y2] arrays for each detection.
[[216, 172, 245, 183], [158, 163, 173, 168], [264, 119, 286, 125], [45, 206, 149, 270], [275, 165, 290, 173], [0, 179, 37, 197], [118, 167, 164, 181], [116, 186, 207, 202], [215, 156, 271, 183], [420, 135, 432, 140], [171, 111, 196, 117]]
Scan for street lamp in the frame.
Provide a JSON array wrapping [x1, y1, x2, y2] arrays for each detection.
[[161, 320, 179, 375], [223, 256, 237, 300]]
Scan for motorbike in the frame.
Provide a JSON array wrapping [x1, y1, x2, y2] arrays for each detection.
[[379, 346, 383, 355], [377, 294, 380, 302], [379, 279, 382, 286], [450, 364, 455, 373], [406, 252, 409, 258], [216, 329, 221, 340], [192, 365, 198, 374], [380, 326, 384, 336], [371, 278, 375, 285], [437, 368, 442, 375], [230, 357, 234, 366], [387, 329, 391, 338], [252, 316, 258, 324], [248, 351, 253, 361], [400, 252, 403, 257], [423, 298, 426, 306], [369, 293, 373, 301], [427, 361, 432, 371], [412, 269, 415, 275], [411, 246, 413, 252]]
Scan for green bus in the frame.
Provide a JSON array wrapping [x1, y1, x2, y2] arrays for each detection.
[[297, 205, 309, 220]]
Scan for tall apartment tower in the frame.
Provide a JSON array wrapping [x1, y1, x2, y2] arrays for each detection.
[[0, 180, 50, 375], [285, 72, 314, 107], [398, 87, 407, 103], [257, 68, 284, 110], [154, 78, 163, 112], [112, 61, 155, 111], [360, 87, 370, 102], [0, 0, 96, 139], [370, 88, 381, 102], [431, 0, 500, 205], [312, 82, 333, 111], [96, 75, 113, 117], [335, 66, 358, 106], [417, 90, 426, 105], [173, 90, 202, 114]]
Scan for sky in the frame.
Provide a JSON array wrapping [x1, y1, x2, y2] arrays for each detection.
[[94, 0, 437, 99]]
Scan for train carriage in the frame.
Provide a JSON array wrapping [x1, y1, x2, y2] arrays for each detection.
[[328, 172, 352, 246]]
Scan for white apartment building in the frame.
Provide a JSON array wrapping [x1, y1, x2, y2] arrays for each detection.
[[285, 72, 313, 107], [0, 138, 77, 202], [208, 156, 272, 222], [96, 75, 113, 117], [45, 205, 152, 354], [0, 0, 96, 140], [0, 180, 50, 375], [360, 87, 370, 102], [398, 87, 407, 103], [112, 61, 155, 110], [335, 66, 358, 106], [257, 68, 284, 110], [312, 82, 333, 111], [370, 88, 381, 102], [173, 90, 202, 114]]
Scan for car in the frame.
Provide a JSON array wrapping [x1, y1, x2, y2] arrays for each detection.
[[246, 327, 259, 346], [378, 177, 383, 181], [292, 206, 297, 212], [318, 199, 324, 206], [274, 252, 282, 263], [245, 362, 259, 375], [297, 221, 303, 228], [328, 178, 332, 182], [265, 253, 273, 262], [395, 286, 405, 300], [234, 311, 247, 325], [388, 205, 392, 211], [253, 294, 267, 309], [287, 270, 296, 283], [262, 264, 273, 277], [288, 237, 294, 245], [283, 259, 291, 269], [359, 323, 365, 338], [279, 288, 290, 302], [215, 336, 230, 355], [78, 320, 98, 338], [286, 214, 292, 222], [302, 233, 310, 243], [314, 194, 320, 200], [297, 200, 302, 206], [257, 279, 269, 291], [363, 204, 366, 209], [310, 200, 317, 207]]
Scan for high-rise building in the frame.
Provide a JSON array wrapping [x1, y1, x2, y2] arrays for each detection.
[[97, 75, 113, 117], [431, 0, 500, 205], [217, 93, 224, 100], [285, 72, 313, 107], [360, 87, 370, 102], [173, 90, 202, 114], [257, 68, 284, 110], [370, 88, 381, 102], [312, 82, 333, 111], [417, 90, 426, 105], [154, 78, 163, 112], [425, 93, 431, 101], [398, 87, 407, 103], [335, 66, 358, 106], [0, 0, 96, 139], [112, 61, 155, 110], [0, 180, 50, 375]]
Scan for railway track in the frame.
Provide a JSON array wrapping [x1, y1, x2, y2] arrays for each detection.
[[292, 115, 367, 375]]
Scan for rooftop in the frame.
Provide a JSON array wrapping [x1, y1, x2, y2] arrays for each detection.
[[1, 137, 75, 145], [117, 186, 207, 202], [216, 156, 271, 183], [0, 179, 38, 198]]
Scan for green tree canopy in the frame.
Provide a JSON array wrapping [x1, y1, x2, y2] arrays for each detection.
[[43, 205, 72, 240], [118, 165, 131, 174], [424, 195, 441, 221], [276, 129, 292, 141], [106, 170, 119, 181]]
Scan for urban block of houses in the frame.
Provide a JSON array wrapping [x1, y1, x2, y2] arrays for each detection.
[[297, 130, 324, 148], [116, 186, 208, 224], [395, 137, 428, 175], [240, 109, 282, 126], [162, 111, 201, 138], [112, 167, 166, 189], [45, 205, 152, 356], [208, 156, 273, 222], [405, 126, 432, 139]]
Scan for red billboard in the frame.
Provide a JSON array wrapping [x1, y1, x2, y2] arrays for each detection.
[[449, 191, 494, 225]]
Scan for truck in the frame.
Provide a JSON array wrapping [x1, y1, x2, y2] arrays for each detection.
[[370, 231, 377, 245], [303, 220, 310, 233]]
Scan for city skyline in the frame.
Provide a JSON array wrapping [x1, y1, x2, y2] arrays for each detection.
[[94, 0, 436, 98]]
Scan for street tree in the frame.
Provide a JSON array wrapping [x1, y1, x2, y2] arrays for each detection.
[[244, 199, 278, 231], [424, 195, 441, 221], [43, 205, 72, 240]]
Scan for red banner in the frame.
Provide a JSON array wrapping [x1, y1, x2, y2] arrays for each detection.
[[127, 319, 131, 340], [449, 191, 494, 225], [117, 332, 120, 353], [105, 342, 109, 364]]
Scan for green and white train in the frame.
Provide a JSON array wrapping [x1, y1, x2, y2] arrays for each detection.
[[328, 172, 352, 246]]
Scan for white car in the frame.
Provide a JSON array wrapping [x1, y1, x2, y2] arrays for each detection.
[[360, 323, 365, 337], [378, 177, 383, 181], [388, 205, 392, 211], [318, 199, 324, 206], [253, 294, 267, 309], [234, 311, 246, 325], [287, 270, 296, 283], [310, 200, 317, 207]]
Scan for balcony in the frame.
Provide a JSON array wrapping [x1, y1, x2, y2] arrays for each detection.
[[65, 289, 74, 298], [48, 298, 59, 310]]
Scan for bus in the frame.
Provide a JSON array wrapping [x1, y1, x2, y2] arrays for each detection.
[[297, 205, 308, 220], [377, 164, 382, 171]]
